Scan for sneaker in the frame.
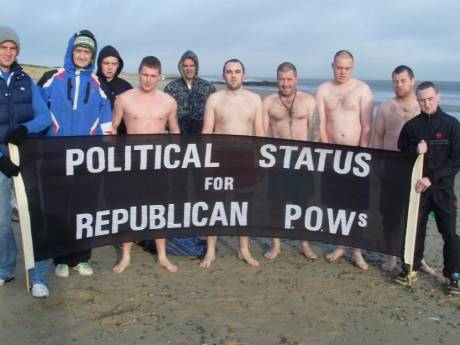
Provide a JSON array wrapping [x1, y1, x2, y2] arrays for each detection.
[[394, 270, 418, 286], [446, 279, 459, 296], [0, 277, 14, 286], [31, 283, 49, 298], [55, 264, 70, 278], [73, 262, 93, 276]]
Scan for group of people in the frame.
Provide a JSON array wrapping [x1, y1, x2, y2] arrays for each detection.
[[0, 27, 459, 299]]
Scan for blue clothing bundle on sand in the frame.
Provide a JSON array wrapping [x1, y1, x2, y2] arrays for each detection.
[[142, 237, 207, 257]]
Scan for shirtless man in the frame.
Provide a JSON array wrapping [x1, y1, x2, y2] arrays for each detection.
[[262, 62, 319, 260], [199, 59, 265, 269], [111, 56, 180, 273], [316, 50, 373, 270], [374, 65, 435, 276]]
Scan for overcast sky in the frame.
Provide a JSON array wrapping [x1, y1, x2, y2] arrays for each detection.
[[3, 0, 460, 81]]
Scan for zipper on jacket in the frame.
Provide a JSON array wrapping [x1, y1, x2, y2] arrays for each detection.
[[73, 70, 81, 110]]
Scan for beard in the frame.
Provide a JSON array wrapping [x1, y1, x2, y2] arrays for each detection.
[[395, 89, 411, 99], [227, 82, 243, 91], [279, 87, 296, 97]]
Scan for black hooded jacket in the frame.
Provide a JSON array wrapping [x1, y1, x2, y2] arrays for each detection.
[[398, 107, 460, 190], [96, 45, 132, 108]]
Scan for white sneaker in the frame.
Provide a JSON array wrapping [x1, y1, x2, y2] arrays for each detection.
[[72, 262, 93, 276], [55, 264, 70, 278], [31, 284, 49, 298]]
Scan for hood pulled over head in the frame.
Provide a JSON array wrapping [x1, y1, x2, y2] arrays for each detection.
[[96, 45, 124, 79], [64, 29, 97, 74], [178, 50, 199, 80]]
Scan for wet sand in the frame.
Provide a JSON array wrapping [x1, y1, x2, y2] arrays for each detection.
[[1, 215, 459, 345]]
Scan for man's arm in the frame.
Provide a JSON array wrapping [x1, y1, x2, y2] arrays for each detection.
[[262, 96, 271, 135], [1, 81, 51, 175], [254, 96, 265, 136], [427, 121, 460, 184], [112, 97, 124, 135], [316, 86, 329, 143], [167, 101, 180, 134], [23, 82, 52, 134], [359, 85, 374, 147], [373, 104, 386, 149], [201, 95, 216, 134], [307, 97, 319, 142]]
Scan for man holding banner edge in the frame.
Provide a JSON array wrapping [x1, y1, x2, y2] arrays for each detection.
[[0, 26, 52, 298], [397, 81, 460, 295]]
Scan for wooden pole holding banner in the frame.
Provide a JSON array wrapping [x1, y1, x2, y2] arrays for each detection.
[[8, 143, 35, 292], [403, 154, 424, 288]]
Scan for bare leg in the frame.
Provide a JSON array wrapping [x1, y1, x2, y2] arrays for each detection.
[[301, 241, 318, 260], [264, 238, 281, 260], [155, 239, 177, 272], [112, 242, 132, 273], [238, 236, 260, 267], [381, 255, 397, 272], [200, 236, 217, 269], [420, 259, 436, 276], [351, 248, 368, 270], [326, 245, 345, 263]]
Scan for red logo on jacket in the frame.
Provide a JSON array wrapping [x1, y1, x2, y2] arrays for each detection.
[[435, 131, 444, 140]]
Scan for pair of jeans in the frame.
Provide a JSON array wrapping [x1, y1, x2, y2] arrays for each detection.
[[0, 171, 49, 286]]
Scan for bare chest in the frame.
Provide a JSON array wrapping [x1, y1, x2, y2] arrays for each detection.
[[124, 97, 170, 123], [269, 98, 310, 122], [325, 89, 361, 113], [385, 103, 418, 132], [215, 98, 257, 125]]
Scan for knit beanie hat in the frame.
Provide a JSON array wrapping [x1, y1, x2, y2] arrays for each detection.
[[73, 33, 96, 54], [0, 26, 20, 52]]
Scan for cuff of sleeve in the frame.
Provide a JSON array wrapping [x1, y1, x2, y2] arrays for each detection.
[[101, 122, 113, 135]]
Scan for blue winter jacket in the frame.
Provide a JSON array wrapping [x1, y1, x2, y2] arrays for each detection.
[[40, 31, 112, 136], [0, 63, 51, 158]]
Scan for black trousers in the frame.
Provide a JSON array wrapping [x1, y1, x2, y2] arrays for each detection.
[[414, 188, 460, 277], [54, 249, 91, 267]]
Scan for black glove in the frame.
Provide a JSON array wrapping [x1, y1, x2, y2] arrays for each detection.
[[5, 125, 28, 145], [0, 156, 20, 177]]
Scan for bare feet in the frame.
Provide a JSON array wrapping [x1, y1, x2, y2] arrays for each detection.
[[264, 238, 281, 260], [301, 241, 318, 261], [200, 253, 216, 269], [326, 247, 345, 263], [381, 255, 397, 272], [352, 250, 368, 271], [157, 256, 178, 272], [264, 248, 280, 260], [420, 260, 437, 276], [112, 257, 130, 274], [238, 251, 260, 267]]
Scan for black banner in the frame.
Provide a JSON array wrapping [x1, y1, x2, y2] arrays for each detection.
[[18, 134, 417, 261]]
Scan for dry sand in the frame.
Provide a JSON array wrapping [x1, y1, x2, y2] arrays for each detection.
[[0, 67, 459, 345]]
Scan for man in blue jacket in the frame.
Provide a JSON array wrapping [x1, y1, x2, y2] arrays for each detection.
[[0, 26, 52, 298], [39, 30, 112, 278]]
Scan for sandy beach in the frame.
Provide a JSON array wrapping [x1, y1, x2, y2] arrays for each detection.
[[1, 67, 459, 345], [1, 217, 459, 345]]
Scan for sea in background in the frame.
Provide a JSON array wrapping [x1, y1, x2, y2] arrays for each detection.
[[203, 75, 460, 119]]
